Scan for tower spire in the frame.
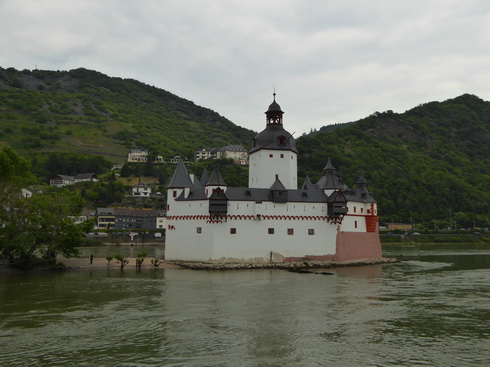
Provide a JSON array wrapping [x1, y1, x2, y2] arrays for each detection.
[[265, 90, 283, 125]]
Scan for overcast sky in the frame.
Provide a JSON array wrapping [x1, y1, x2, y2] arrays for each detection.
[[2, 0, 490, 135]]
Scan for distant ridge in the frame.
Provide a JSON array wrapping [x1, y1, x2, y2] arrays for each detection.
[[0, 67, 255, 162], [297, 93, 490, 225], [1, 66, 489, 226]]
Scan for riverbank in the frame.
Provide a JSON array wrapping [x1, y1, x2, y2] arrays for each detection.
[[167, 257, 399, 270], [1, 256, 399, 273]]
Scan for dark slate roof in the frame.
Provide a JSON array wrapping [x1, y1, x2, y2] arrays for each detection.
[[207, 168, 227, 186], [168, 160, 194, 188], [270, 177, 286, 191], [322, 158, 336, 171], [316, 158, 348, 190], [192, 176, 204, 189], [248, 94, 297, 154], [200, 169, 210, 186], [267, 99, 282, 113], [176, 184, 376, 204], [248, 124, 298, 154], [75, 173, 97, 179], [301, 175, 319, 190]]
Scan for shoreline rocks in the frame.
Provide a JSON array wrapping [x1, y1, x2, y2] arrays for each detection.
[[166, 257, 399, 271]]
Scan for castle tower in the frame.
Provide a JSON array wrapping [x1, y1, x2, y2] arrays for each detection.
[[248, 93, 298, 189]]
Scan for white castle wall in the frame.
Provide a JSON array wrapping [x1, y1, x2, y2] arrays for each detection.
[[165, 193, 374, 262], [248, 150, 297, 189]]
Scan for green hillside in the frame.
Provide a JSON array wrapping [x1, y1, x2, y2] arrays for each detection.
[[1, 66, 489, 228], [0, 67, 255, 162], [297, 94, 490, 228]]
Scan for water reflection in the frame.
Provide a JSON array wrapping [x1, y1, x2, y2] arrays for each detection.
[[1, 244, 490, 366]]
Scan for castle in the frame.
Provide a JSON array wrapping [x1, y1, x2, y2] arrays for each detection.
[[165, 94, 382, 263]]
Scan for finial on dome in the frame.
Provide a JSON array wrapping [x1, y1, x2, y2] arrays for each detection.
[[273, 87, 276, 101]]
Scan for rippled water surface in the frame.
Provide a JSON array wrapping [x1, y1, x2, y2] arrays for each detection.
[[1, 244, 490, 366]]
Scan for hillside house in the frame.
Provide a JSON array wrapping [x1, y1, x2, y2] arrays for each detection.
[[127, 149, 164, 163], [49, 173, 98, 187], [132, 183, 152, 197], [194, 144, 248, 164], [195, 147, 217, 160]]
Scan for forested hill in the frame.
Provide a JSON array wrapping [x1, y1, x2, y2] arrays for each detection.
[[297, 93, 490, 226], [0, 67, 255, 161], [1, 66, 489, 227]]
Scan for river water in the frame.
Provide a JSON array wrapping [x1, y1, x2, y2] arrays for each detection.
[[1, 244, 489, 367]]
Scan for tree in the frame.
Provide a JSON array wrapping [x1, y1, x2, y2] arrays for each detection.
[[0, 147, 85, 268], [1, 186, 87, 269], [0, 146, 33, 206], [27, 189, 86, 260]]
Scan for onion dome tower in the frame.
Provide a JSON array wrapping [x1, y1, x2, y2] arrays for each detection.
[[248, 93, 298, 189]]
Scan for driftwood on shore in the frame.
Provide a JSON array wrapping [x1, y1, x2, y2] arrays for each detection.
[[167, 257, 399, 271]]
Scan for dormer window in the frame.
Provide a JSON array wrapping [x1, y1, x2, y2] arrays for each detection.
[[278, 135, 286, 146]]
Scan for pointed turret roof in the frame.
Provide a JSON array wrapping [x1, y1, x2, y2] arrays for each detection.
[[317, 158, 346, 190], [200, 169, 210, 186], [168, 160, 193, 188], [207, 168, 227, 186], [301, 175, 313, 190], [323, 157, 336, 171]]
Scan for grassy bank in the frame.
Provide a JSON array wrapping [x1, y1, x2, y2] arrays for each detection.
[[381, 231, 490, 245]]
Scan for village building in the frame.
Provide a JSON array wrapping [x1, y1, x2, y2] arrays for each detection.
[[95, 207, 166, 230], [195, 147, 217, 160], [50, 173, 98, 187], [132, 182, 152, 198], [387, 223, 413, 231], [96, 208, 115, 229], [127, 149, 164, 163], [165, 94, 382, 263], [194, 145, 248, 164], [112, 209, 165, 230]]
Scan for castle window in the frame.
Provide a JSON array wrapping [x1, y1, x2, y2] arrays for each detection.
[[308, 229, 315, 235], [230, 228, 236, 234], [173, 190, 177, 198], [287, 228, 294, 235], [280, 154, 284, 158], [196, 227, 202, 234], [355, 221, 358, 229], [354, 207, 357, 213], [268, 228, 274, 234], [269, 154, 273, 158], [361, 208, 364, 213]]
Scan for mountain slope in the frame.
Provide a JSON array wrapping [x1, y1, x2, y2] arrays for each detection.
[[297, 94, 490, 227], [0, 67, 255, 162]]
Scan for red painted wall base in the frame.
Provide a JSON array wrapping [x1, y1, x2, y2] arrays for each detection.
[[334, 230, 382, 262]]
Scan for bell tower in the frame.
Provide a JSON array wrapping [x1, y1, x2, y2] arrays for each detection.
[[248, 93, 298, 189]]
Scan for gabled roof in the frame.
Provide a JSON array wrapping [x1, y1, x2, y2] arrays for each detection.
[[207, 168, 227, 186], [168, 160, 193, 188], [75, 173, 97, 179], [55, 174, 74, 180], [270, 177, 286, 191]]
